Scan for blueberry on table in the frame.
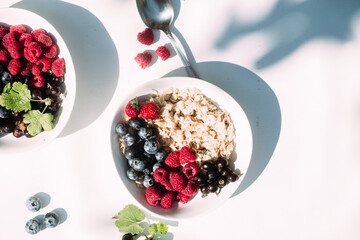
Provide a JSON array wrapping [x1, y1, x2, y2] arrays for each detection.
[[26, 196, 42, 212], [115, 123, 128, 136], [25, 218, 41, 234], [44, 212, 59, 228], [127, 168, 139, 180], [144, 139, 159, 154]]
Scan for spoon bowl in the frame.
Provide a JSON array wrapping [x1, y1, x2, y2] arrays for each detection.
[[136, 0, 199, 78]]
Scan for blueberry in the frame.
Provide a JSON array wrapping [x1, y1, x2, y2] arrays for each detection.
[[124, 146, 139, 160], [136, 141, 145, 153], [0, 106, 10, 119], [44, 212, 59, 228], [25, 218, 41, 234], [155, 149, 167, 162], [142, 168, 151, 175], [138, 127, 153, 139], [132, 159, 146, 171], [26, 196, 42, 212], [0, 64, 3, 74], [143, 175, 154, 188], [144, 139, 159, 154], [128, 118, 143, 130], [126, 168, 138, 180], [115, 123, 128, 136], [141, 152, 155, 166], [123, 133, 136, 146], [1, 71, 13, 85], [152, 162, 162, 172], [127, 158, 135, 167]]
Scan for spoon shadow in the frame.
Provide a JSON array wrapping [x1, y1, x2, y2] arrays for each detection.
[[164, 62, 281, 196]]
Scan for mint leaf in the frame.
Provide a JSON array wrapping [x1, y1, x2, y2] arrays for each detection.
[[157, 223, 168, 235], [0, 82, 31, 112], [148, 223, 158, 235], [23, 110, 54, 136], [114, 204, 146, 235], [3, 83, 11, 93]]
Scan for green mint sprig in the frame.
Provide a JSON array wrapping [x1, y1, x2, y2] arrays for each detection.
[[0, 82, 54, 136], [113, 204, 169, 240]]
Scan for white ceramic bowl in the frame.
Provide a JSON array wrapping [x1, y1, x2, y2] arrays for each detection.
[[0, 8, 76, 154], [110, 77, 252, 219]]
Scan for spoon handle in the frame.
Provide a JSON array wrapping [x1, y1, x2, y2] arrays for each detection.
[[163, 29, 199, 78]]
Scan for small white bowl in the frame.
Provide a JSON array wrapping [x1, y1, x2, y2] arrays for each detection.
[[0, 8, 76, 154], [110, 77, 252, 219]]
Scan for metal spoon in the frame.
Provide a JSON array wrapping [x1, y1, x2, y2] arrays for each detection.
[[136, 0, 199, 78]]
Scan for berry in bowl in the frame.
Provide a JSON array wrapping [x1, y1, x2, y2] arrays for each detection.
[[0, 8, 75, 154], [110, 77, 252, 219]]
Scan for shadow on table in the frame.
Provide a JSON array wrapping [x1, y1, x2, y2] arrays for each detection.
[[11, 0, 119, 137], [164, 62, 281, 196], [215, 0, 360, 69]]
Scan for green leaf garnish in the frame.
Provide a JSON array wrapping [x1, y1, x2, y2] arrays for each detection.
[[23, 110, 54, 136], [156, 223, 168, 235], [0, 82, 31, 112], [148, 223, 158, 235], [114, 204, 145, 235]]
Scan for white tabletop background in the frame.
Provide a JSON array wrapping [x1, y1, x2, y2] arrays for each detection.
[[1, 0, 360, 239]]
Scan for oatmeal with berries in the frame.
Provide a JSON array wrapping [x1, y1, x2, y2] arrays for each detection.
[[148, 88, 235, 161]]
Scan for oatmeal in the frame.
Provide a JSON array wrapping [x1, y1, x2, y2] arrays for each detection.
[[148, 88, 235, 161]]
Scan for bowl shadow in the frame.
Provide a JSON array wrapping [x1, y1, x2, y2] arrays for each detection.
[[163, 61, 281, 196], [11, 0, 119, 137]]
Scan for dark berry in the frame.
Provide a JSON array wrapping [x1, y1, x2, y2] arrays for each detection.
[[132, 159, 146, 171], [218, 176, 228, 188], [24, 129, 34, 138], [144, 139, 159, 154], [152, 162, 162, 172], [44, 212, 59, 228], [208, 183, 218, 193], [200, 185, 210, 195], [0, 106, 10, 118], [25, 218, 41, 234], [141, 152, 155, 166], [221, 167, 232, 177], [1, 71, 13, 85], [228, 173, 239, 182], [142, 168, 151, 175], [123, 133, 136, 146], [143, 175, 154, 188], [216, 159, 228, 169], [128, 118, 143, 130], [124, 146, 139, 160], [122, 233, 134, 240], [138, 127, 154, 139], [155, 149, 167, 162], [207, 169, 218, 180], [31, 89, 42, 100], [26, 196, 42, 212], [115, 123, 128, 136], [195, 173, 207, 186], [201, 161, 214, 171], [13, 128, 24, 138], [126, 168, 138, 180]]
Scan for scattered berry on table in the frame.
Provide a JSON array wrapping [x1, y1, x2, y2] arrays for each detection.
[[115, 123, 128, 136], [25, 218, 41, 234], [140, 102, 159, 120], [26, 196, 42, 212], [137, 28, 154, 45], [44, 212, 59, 228], [134, 51, 152, 69], [156, 46, 171, 61]]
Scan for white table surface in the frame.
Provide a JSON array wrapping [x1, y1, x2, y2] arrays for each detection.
[[1, 0, 360, 239]]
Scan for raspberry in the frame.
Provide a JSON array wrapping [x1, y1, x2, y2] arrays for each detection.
[[169, 172, 187, 192], [28, 75, 45, 89], [8, 58, 21, 75], [134, 52, 152, 69], [182, 162, 198, 179], [0, 25, 9, 37], [161, 179, 174, 191], [2, 32, 18, 49], [9, 25, 27, 37], [32, 65, 42, 76], [19, 33, 34, 47], [43, 44, 58, 59], [160, 191, 174, 209], [180, 146, 196, 165], [37, 33, 53, 47], [0, 49, 10, 66], [20, 61, 33, 76], [153, 167, 168, 183], [125, 99, 140, 118], [164, 152, 180, 168], [156, 46, 170, 61], [181, 180, 200, 197], [51, 58, 65, 76], [176, 192, 190, 204], [137, 28, 154, 45], [31, 28, 47, 41], [140, 102, 159, 120], [145, 186, 162, 206], [7, 46, 22, 59], [24, 42, 42, 63], [36, 57, 53, 72]]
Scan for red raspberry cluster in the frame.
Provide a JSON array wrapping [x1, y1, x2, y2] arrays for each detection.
[[134, 28, 171, 69], [0, 24, 65, 82], [145, 146, 200, 209]]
